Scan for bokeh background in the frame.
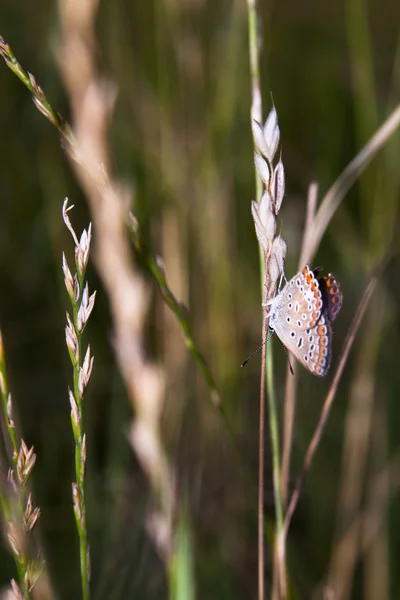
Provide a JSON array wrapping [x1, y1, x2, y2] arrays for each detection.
[[1, 0, 400, 598]]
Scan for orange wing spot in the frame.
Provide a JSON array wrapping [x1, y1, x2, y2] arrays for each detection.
[[317, 325, 326, 336]]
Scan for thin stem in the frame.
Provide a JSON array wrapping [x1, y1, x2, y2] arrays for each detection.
[[299, 182, 319, 268], [306, 104, 400, 264], [246, 2, 286, 592], [247, 0, 262, 125], [284, 275, 377, 535], [127, 214, 220, 406], [258, 312, 267, 600], [267, 339, 286, 599], [246, 2, 266, 598], [281, 182, 318, 507], [280, 363, 297, 508]]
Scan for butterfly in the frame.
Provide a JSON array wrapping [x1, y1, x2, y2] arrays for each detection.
[[265, 265, 343, 376]]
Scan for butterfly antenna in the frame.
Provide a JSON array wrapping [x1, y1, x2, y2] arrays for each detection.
[[241, 330, 275, 367], [282, 344, 294, 375]]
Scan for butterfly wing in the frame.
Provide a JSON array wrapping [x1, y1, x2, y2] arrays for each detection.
[[318, 273, 343, 322], [268, 264, 340, 376], [272, 311, 332, 377], [269, 264, 323, 332], [267, 264, 342, 376]]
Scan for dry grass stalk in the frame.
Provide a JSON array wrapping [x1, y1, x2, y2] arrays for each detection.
[[56, 0, 175, 561], [280, 103, 400, 560], [251, 107, 287, 600], [327, 300, 387, 599], [284, 275, 378, 536], [300, 104, 400, 267], [321, 450, 400, 599]]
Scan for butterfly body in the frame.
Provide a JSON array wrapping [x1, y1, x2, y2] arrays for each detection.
[[266, 265, 342, 376]]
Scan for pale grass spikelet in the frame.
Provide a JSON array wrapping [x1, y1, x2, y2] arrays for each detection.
[[8, 525, 20, 557], [24, 493, 33, 524], [271, 236, 287, 278], [6, 394, 15, 429], [78, 346, 94, 398], [251, 105, 287, 296], [267, 252, 284, 297], [267, 235, 287, 291], [69, 389, 81, 439], [252, 120, 271, 159], [251, 192, 276, 252], [261, 193, 277, 243], [17, 441, 36, 487], [27, 72, 40, 95], [73, 275, 80, 303], [72, 483, 83, 524], [29, 79, 44, 105], [272, 159, 285, 214], [26, 507, 41, 534], [76, 223, 92, 275], [24, 570, 32, 594], [27, 562, 43, 592], [251, 201, 268, 251], [62, 253, 75, 298], [11, 579, 24, 600], [23, 493, 41, 534], [254, 152, 271, 187], [62, 199, 79, 247], [263, 106, 280, 162], [28, 72, 58, 126], [32, 96, 54, 123], [8, 469, 18, 493], [0, 37, 12, 62], [77, 284, 96, 333], [65, 312, 79, 364], [268, 255, 281, 293]]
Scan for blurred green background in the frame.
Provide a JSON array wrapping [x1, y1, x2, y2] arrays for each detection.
[[1, 0, 400, 598]]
